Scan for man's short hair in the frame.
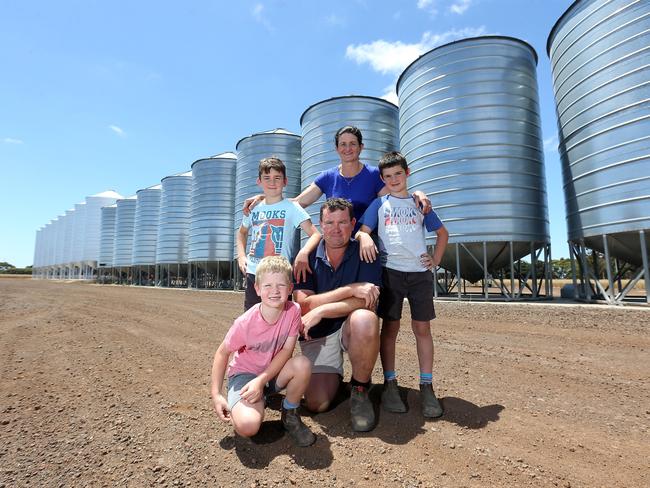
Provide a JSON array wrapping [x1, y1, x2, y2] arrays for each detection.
[[320, 198, 354, 221], [255, 255, 293, 284], [258, 157, 286, 179], [334, 126, 363, 147], [379, 151, 409, 175]]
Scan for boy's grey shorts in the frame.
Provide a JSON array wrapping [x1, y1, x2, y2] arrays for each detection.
[[299, 323, 348, 376], [227, 373, 280, 410]]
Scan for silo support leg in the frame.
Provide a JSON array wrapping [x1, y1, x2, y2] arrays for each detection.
[[602, 235, 615, 303], [640, 231, 650, 304]]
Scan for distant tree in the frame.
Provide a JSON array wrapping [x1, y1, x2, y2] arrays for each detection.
[[0, 262, 16, 271]]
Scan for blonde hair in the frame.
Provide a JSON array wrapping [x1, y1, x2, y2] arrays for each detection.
[[255, 255, 293, 284]]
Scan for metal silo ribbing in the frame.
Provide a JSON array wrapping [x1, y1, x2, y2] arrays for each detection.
[[62, 209, 76, 279], [71, 202, 86, 279], [113, 197, 137, 284], [300, 95, 400, 229], [234, 129, 302, 284], [156, 171, 192, 287], [132, 185, 161, 285], [189, 153, 236, 289], [397, 36, 551, 299], [83, 191, 121, 279], [548, 0, 650, 304], [98, 204, 118, 283]]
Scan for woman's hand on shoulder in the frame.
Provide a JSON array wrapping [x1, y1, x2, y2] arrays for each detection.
[[412, 191, 432, 214], [243, 194, 264, 216]]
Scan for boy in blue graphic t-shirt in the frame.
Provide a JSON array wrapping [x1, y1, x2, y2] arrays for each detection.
[[237, 157, 321, 310], [357, 151, 449, 419]]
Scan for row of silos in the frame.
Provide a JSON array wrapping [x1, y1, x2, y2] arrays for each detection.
[[32, 191, 122, 279], [34, 1, 649, 303]]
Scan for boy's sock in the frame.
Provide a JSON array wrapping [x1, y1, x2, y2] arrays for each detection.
[[419, 372, 433, 385], [350, 376, 371, 390], [383, 370, 397, 382], [282, 398, 300, 410]]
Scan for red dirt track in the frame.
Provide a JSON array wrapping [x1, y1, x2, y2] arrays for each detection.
[[1, 278, 648, 487]]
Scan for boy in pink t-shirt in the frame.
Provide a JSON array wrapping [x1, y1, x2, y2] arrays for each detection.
[[210, 256, 315, 447]]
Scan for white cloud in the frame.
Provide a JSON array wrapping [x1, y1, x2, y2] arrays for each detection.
[[417, 0, 438, 16], [251, 3, 273, 32], [380, 85, 399, 106], [449, 0, 473, 15], [345, 27, 488, 76], [109, 125, 126, 137], [543, 135, 558, 151], [3, 137, 24, 144], [325, 13, 345, 26]]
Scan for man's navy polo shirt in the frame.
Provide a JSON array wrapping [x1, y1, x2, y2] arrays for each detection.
[[294, 239, 381, 339]]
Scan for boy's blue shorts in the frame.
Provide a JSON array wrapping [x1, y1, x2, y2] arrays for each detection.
[[227, 373, 281, 410]]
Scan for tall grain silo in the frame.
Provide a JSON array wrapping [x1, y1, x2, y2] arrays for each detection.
[[113, 196, 137, 284], [132, 185, 162, 286], [189, 153, 237, 289], [548, 0, 650, 304], [98, 204, 118, 283], [234, 129, 302, 287], [52, 216, 64, 279], [156, 171, 192, 288], [71, 202, 87, 279], [300, 96, 400, 229], [397, 36, 551, 300], [62, 209, 76, 279], [32, 228, 43, 279], [82, 190, 122, 279]]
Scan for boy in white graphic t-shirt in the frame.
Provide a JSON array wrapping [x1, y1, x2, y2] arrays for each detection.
[[237, 157, 320, 310], [357, 151, 449, 419]]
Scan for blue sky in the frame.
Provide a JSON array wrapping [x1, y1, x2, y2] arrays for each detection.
[[1, 0, 574, 267]]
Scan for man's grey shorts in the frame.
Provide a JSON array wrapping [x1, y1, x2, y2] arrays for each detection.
[[227, 373, 281, 410], [299, 322, 349, 376]]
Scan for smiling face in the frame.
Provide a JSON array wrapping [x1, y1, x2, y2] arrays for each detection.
[[320, 207, 355, 250], [254, 271, 292, 310], [336, 132, 363, 165], [380, 165, 410, 196], [257, 168, 287, 200]]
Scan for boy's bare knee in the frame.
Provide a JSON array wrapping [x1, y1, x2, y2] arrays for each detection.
[[234, 420, 261, 438]]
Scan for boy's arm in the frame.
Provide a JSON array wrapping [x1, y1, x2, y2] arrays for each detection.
[[431, 225, 449, 267], [354, 224, 378, 264], [210, 342, 232, 421], [239, 336, 298, 404], [294, 220, 321, 283], [235, 225, 249, 275]]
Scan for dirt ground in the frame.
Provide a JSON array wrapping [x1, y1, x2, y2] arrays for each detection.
[[1, 278, 648, 488]]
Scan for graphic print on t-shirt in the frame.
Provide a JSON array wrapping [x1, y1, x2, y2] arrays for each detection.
[[383, 206, 419, 234], [249, 218, 285, 258]]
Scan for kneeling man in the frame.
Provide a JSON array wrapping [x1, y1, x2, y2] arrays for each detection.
[[293, 198, 381, 432]]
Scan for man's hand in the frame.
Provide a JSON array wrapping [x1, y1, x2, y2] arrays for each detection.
[[351, 282, 380, 310], [237, 255, 247, 275], [357, 232, 378, 263], [239, 377, 265, 404], [293, 249, 312, 283], [413, 191, 432, 214], [243, 194, 264, 217], [301, 308, 323, 340], [212, 393, 231, 422]]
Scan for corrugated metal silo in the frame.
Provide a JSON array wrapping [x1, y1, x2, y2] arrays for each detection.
[[71, 202, 86, 279], [234, 129, 302, 282], [54, 216, 65, 278], [189, 153, 237, 289], [98, 204, 118, 283], [132, 185, 161, 285], [83, 190, 122, 279], [300, 95, 400, 227], [397, 36, 551, 298], [113, 196, 137, 284], [32, 228, 42, 278], [156, 171, 192, 288], [62, 209, 76, 279], [548, 0, 650, 304]]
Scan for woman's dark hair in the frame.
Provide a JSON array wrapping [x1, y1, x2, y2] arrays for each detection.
[[334, 126, 363, 147]]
